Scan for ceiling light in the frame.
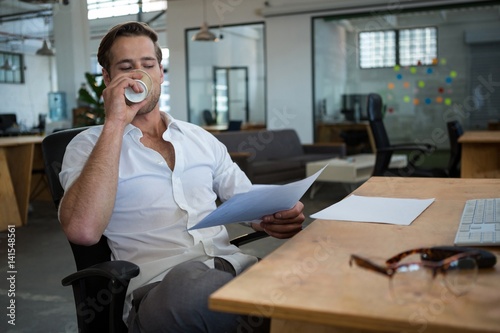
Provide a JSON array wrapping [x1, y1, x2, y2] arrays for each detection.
[[192, 0, 218, 42], [36, 39, 55, 56], [0, 59, 14, 71], [193, 22, 217, 42]]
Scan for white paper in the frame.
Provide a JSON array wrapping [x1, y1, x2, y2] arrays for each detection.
[[189, 166, 326, 230], [310, 195, 434, 226]]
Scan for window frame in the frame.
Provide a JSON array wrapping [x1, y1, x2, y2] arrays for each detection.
[[358, 26, 438, 69], [0, 52, 25, 84]]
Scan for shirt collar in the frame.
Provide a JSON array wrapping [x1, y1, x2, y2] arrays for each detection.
[[160, 111, 185, 135], [124, 111, 185, 138]]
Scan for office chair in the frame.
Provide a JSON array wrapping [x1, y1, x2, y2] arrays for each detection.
[[445, 120, 464, 178], [367, 93, 449, 177], [41, 127, 267, 333], [203, 109, 216, 125]]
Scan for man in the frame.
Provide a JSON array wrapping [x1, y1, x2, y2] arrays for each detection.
[[59, 22, 305, 333]]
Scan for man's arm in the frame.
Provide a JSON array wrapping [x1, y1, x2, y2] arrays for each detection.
[[59, 72, 146, 246], [59, 123, 125, 246]]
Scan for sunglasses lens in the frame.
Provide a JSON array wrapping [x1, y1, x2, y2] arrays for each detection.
[[444, 257, 478, 296], [390, 264, 433, 303]]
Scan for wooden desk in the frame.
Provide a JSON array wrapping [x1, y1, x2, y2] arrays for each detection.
[[210, 177, 500, 333], [459, 131, 500, 178], [203, 123, 266, 133], [0, 136, 44, 230], [316, 122, 376, 154]]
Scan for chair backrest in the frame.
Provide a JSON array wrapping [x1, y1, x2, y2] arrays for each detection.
[[226, 120, 243, 131], [41, 127, 112, 270], [446, 120, 464, 177], [367, 93, 393, 176], [203, 109, 216, 125], [42, 126, 123, 332]]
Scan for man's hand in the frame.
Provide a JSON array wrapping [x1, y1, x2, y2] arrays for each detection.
[[102, 71, 147, 126], [253, 201, 305, 239]]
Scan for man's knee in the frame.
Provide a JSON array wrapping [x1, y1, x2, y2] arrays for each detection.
[[135, 260, 238, 332]]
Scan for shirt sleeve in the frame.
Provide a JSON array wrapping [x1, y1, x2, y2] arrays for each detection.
[[207, 131, 252, 202], [59, 128, 99, 192]]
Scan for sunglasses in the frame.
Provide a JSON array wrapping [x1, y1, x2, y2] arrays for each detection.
[[349, 246, 493, 303]]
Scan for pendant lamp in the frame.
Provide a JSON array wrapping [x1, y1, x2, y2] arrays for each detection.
[[36, 39, 55, 56], [1, 59, 14, 71], [192, 0, 217, 42]]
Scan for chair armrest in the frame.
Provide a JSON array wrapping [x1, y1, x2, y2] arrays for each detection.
[[390, 143, 436, 152], [229, 152, 252, 177], [378, 143, 434, 155], [378, 144, 435, 166], [62, 260, 139, 333], [62, 260, 140, 286], [230, 231, 269, 247], [302, 143, 346, 157]]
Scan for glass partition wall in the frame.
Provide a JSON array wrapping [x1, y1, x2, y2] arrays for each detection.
[[186, 23, 266, 128], [313, 3, 500, 149]]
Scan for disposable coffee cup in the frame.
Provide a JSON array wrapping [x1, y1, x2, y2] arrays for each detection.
[[124, 70, 153, 103]]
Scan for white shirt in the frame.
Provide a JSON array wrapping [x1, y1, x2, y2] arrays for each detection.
[[59, 112, 258, 319]]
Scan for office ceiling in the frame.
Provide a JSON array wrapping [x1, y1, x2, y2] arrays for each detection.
[[0, 0, 168, 54], [0, 0, 57, 52]]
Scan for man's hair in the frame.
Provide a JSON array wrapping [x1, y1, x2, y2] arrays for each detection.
[[97, 21, 163, 72]]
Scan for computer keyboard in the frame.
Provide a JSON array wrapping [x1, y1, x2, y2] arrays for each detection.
[[454, 198, 500, 246]]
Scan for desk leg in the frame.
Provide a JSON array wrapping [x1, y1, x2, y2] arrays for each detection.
[[309, 182, 324, 199], [5, 143, 35, 227], [0, 149, 23, 230], [461, 143, 500, 178]]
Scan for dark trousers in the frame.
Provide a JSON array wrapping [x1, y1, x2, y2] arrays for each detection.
[[127, 260, 270, 333]]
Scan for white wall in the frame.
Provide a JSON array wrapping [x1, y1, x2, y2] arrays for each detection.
[[168, 0, 318, 142], [167, 0, 266, 122], [1, 55, 54, 129], [266, 14, 313, 140]]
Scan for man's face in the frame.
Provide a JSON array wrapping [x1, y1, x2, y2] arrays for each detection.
[[104, 35, 164, 115]]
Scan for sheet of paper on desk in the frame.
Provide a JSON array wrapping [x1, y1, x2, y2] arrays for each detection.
[[310, 195, 435, 226], [189, 166, 327, 230]]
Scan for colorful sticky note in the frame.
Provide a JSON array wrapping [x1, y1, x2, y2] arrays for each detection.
[[418, 81, 425, 88], [432, 58, 439, 65], [403, 82, 410, 89], [425, 98, 432, 105], [404, 96, 411, 103], [394, 65, 401, 72], [413, 98, 420, 105], [410, 67, 417, 74], [438, 87, 444, 93], [436, 96, 443, 103], [445, 98, 452, 106], [388, 83, 395, 90], [396, 74, 403, 80], [446, 77, 453, 84], [426, 68, 433, 74], [450, 71, 457, 78]]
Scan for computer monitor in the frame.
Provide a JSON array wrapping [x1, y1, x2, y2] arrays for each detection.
[[341, 94, 369, 122], [0, 114, 17, 131]]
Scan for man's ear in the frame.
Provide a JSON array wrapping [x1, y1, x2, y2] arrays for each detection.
[[102, 68, 111, 86], [159, 64, 165, 84]]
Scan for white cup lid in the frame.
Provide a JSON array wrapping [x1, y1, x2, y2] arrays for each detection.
[[125, 80, 148, 103]]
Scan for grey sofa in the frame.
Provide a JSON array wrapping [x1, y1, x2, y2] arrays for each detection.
[[213, 129, 346, 184]]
